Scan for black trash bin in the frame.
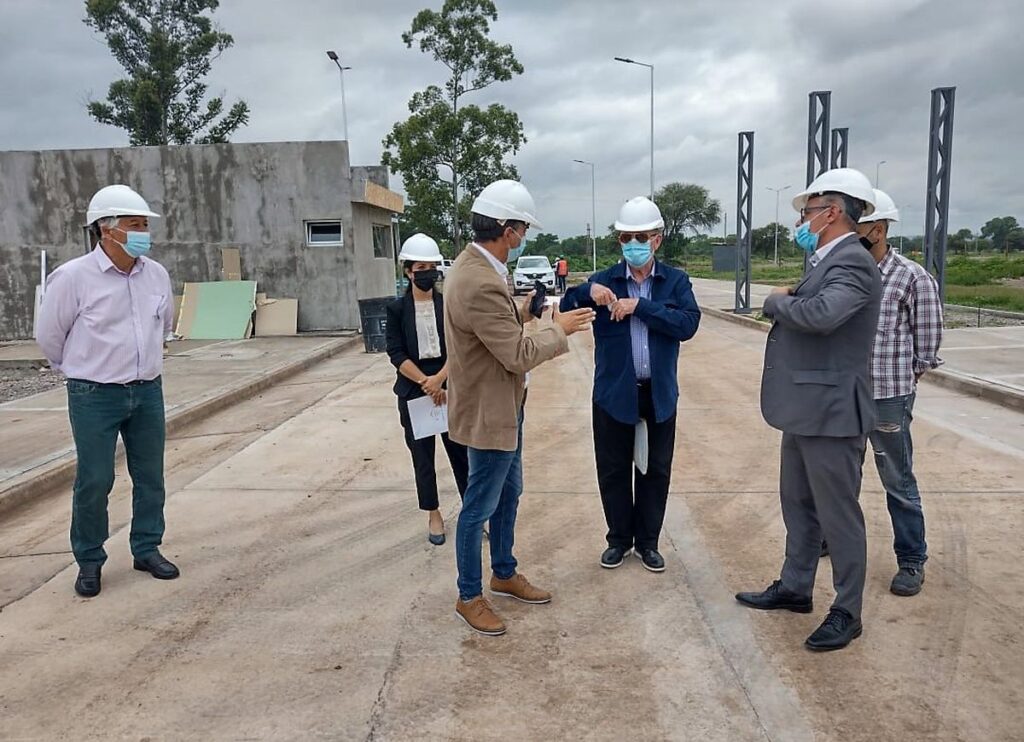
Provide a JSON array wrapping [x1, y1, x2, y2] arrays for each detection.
[[358, 297, 393, 353]]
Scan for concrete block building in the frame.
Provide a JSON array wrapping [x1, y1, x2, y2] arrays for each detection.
[[0, 140, 402, 339]]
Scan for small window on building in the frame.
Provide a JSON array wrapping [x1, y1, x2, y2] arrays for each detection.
[[372, 224, 393, 259], [306, 220, 344, 246]]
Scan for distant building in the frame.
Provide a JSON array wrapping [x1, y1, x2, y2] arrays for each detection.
[[0, 140, 403, 339]]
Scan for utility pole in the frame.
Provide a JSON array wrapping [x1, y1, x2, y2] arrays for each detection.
[[325, 51, 351, 142], [766, 185, 791, 266], [614, 57, 655, 199], [573, 159, 597, 271]]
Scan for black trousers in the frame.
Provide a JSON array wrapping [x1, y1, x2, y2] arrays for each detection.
[[556, 275, 567, 293], [593, 382, 676, 551], [397, 396, 469, 511]]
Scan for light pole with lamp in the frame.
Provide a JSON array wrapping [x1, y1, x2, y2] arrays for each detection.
[[766, 185, 791, 266], [614, 57, 654, 199], [573, 159, 597, 272], [326, 50, 351, 141], [875, 159, 886, 188]]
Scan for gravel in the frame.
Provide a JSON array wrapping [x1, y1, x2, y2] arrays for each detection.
[[0, 367, 66, 404]]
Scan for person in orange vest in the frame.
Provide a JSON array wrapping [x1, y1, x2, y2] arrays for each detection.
[[555, 256, 569, 294]]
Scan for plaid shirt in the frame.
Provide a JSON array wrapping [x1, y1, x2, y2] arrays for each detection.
[[871, 248, 944, 399]]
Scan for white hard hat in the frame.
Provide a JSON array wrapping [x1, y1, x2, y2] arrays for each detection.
[[471, 179, 543, 229], [86, 184, 160, 225], [614, 196, 664, 232], [398, 233, 443, 262], [859, 188, 900, 223], [792, 168, 876, 218]]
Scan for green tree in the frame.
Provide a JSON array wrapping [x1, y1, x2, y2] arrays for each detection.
[[949, 228, 974, 254], [383, 0, 525, 251], [980, 216, 1021, 254], [1007, 228, 1024, 254], [653, 183, 722, 262], [84, 0, 249, 145], [752, 223, 791, 261]]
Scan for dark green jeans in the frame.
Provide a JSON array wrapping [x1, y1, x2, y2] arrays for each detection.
[[67, 377, 167, 566]]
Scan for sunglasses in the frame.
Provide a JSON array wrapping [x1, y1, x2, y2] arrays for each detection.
[[617, 232, 659, 244]]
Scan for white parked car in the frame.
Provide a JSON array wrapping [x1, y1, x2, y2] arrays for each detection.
[[438, 258, 455, 277], [512, 256, 555, 295]]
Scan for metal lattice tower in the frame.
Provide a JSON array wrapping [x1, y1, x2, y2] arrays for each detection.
[[924, 87, 956, 302], [830, 127, 849, 169], [804, 91, 831, 270], [735, 131, 754, 314]]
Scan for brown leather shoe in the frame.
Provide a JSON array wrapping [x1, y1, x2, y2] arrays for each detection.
[[490, 572, 552, 604], [456, 596, 507, 636]]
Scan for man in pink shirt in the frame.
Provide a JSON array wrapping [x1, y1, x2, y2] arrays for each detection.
[[37, 184, 179, 598]]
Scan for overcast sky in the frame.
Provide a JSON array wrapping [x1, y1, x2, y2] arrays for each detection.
[[1, 0, 1021, 238]]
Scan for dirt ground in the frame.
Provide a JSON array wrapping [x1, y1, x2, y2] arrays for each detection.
[[0, 367, 64, 404], [1, 313, 1022, 741]]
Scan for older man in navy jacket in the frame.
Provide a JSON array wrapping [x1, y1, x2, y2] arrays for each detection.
[[561, 197, 701, 572]]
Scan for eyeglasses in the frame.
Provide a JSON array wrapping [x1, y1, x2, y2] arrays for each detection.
[[617, 232, 659, 244], [799, 204, 833, 219]]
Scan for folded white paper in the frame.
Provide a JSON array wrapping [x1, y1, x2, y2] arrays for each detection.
[[634, 419, 649, 475], [408, 395, 449, 440]]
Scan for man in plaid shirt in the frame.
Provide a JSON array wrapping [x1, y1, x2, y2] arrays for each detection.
[[857, 188, 943, 597]]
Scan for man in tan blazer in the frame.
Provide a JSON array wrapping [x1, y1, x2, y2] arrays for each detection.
[[445, 179, 595, 636]]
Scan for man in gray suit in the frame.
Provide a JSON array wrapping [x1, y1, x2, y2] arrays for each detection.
[[736, 168, 881, 652]]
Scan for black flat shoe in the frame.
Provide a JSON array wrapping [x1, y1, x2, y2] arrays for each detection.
[[634, 548, 666, 573], [133, 551, 180, 580], [600, 546, 632, 569], [735, 580, 813, 613], [74, 563, 102, 598], [428, 531, 446, 546], [805, 608, 862, 651]]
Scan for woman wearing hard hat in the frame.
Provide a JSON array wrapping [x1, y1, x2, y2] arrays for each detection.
[[385, 233, 469, 545]]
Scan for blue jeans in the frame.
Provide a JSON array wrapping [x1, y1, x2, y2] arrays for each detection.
[[67, 378, 167, 566], [456, 417, 523, 601], [869, 393, 927, 568]]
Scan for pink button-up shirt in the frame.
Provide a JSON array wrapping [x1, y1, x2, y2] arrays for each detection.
[[36, 247, 174, 384]]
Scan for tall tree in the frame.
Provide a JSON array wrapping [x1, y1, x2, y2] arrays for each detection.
[[980, 216, 1020, 253], [752, 223, 792, 261], [383, 0, 525, 251], [84, 0, 249, 145], [653, 183, 721, 263]]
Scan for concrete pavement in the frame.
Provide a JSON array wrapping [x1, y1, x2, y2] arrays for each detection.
[[0, 335, 357, 513], [1, 314, 1022, 740]]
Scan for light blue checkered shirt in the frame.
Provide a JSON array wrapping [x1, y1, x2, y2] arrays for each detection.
[[626, 262, 654, 380]]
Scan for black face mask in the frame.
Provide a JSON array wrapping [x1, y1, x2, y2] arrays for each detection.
[[412, 269, 439, 291]]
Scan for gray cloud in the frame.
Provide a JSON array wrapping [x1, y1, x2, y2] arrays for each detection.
[[1, 0, 1020, 239]]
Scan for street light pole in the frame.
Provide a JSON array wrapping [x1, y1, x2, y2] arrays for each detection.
[[614, 57, 654, 199], [573, 159, 597, 272], [875, 159, 886, 188], [326, 50, 351, 141], [766, 185, 791, 266]]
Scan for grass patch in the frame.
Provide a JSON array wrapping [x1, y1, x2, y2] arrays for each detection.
[[945, 284, 1024, 312]]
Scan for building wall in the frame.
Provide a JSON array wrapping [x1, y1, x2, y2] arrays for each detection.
[[0, 140, 397, 339]]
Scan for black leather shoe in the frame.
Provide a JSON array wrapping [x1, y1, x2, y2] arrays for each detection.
[[74, 563, 102, 598], [600, 546, 632, 569], [735, 580, 813, 613], [634, 548, 666, 573], [133, 552, 180, 580], [805, 608, 862, 651]]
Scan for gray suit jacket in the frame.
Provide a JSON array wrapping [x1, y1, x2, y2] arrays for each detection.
[[760, 234, 882, 437]]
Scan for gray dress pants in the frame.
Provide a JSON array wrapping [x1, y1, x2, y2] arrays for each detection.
[[779, 432, 868, 619]]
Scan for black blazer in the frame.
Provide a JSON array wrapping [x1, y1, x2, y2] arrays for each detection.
[[385, 291, 448, 399]]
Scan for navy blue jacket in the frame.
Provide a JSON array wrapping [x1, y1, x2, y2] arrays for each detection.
[[560, 260, 701, 424]]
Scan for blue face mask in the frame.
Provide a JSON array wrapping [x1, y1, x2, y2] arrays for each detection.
[[120, 231, 152, 259], [622, 240, 653, 268], [793, 210, 828, 253], [505, 229, 527, 263]]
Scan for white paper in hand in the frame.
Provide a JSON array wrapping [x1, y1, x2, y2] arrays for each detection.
[[408, 395, 448, 440], [634, 419, 649, 475]]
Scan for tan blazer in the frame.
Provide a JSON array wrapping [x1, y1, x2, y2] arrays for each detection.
[[443, 245, 568, 451]]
